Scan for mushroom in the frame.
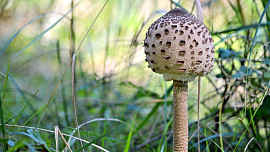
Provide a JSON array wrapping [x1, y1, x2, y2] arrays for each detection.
[[144, 8, 214, 151]]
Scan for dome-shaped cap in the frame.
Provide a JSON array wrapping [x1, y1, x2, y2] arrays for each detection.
[[144, 8, 214, 81]]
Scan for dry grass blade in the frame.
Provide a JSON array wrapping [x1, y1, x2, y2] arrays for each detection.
[[195, 0, 204, 22], [37, 60, 72, 128], [196, 0, 204, 151], [74, 0, 109, 54], [206, 126, 233, 151], [0, 124, 110, 151], [71, 53, 83, 150], [55, 126, 59, 152], [66, 118, 122, 150], [244, 137, 263, 152], [1, 124, 87, 142], [0, 72, 7, 77], [197, 77, 201, 152], [58, 126, 73, 152]]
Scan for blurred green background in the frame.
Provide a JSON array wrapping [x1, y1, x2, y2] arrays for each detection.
[[0, 0, 270, 151]]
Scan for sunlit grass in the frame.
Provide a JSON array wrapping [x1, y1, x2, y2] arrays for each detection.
[[0, 0, 270, 151]]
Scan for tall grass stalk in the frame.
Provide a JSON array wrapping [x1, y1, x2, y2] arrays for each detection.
[[233, 81, 270, 151], [0, 57, 11, 151], [244, 0, 270, 116], [56, 40, 70, 125]]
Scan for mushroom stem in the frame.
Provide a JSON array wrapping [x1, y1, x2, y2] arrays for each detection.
[[173, 80, 188, 152]]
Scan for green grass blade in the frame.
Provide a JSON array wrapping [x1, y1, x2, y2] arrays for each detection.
[[0, 57, 11, 139], [243, 3, 270, 116], [249, 108, 257, 137], [213, 22, 270, 35], [135, 102, 161, 133], [74, 0, 109, 54], [204, 125, 210, 152], [219, 99, 224, 150], [8, 75, 36, 113], [190, 133, 235, 151], [158, 117, 173, 152], [73, 124, 126, 152], [0, 97, 4, 139], [124, 113, 137, 152], [233, 81, 270, 151], [0, 13, 48, 56], [170, 0, 187, 12], [232, 118, 240, 141], [245, 0, 270, 81], [13, 1, 82, 57], [135, 84, 173, 133], [0, 57, 11, 151], [102, 120, 107, 148], [6, 139, 27, 152], [162, 82, 168, 152], [12, 104, 27, 126], [23, 105, 46, 126], [1, 57, 11, 102], [246, 1, 270, 67], [13, 90, 38, 126], [226, 0, 241, 22], [244, 1, 270, 111]]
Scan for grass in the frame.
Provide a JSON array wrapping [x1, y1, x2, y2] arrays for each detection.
[[0, 0, 270, 151]]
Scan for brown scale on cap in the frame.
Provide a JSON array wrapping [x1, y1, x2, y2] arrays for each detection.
[[144, 8, 215, 81]]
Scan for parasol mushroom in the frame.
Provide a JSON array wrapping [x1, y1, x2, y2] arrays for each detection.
[[144, 8, 214, 151]]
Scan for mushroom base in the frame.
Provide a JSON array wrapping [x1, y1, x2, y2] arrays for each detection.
[[163, 73, 196, 81], [173, 80, 188, 152]]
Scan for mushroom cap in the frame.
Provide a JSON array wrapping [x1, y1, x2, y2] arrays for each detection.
[[144, 8, 214, 81]]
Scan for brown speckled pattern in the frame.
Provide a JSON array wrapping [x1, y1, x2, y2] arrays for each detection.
[[144, 8, 214, 81], [173, 81, 188, 152]]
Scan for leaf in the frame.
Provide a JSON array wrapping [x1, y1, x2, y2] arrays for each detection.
[[27, 129, 49, 149], [11, 129, 50, 151], [219, 49, 242, 59], [216, 73, 225, 78], [262, 59, 270, 66], [7, 139, 14, 147], [232, 66, 255, 79], [264, 71, 270, 79], [24, 142, 35, 152]]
